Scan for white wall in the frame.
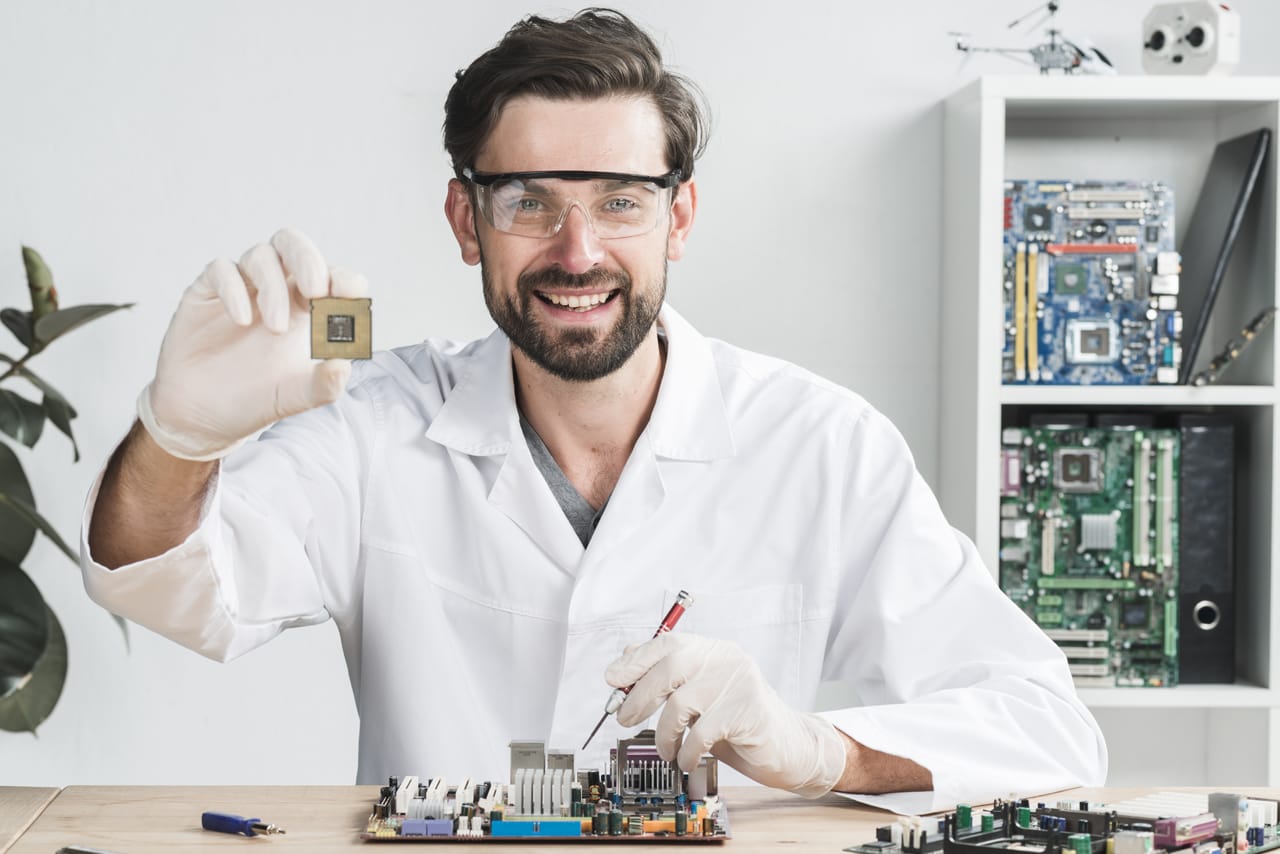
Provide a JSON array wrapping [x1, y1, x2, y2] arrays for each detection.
[[2, 0, 1278, 786]]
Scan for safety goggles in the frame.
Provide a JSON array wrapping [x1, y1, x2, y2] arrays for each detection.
[[463, 168, 682, 239]]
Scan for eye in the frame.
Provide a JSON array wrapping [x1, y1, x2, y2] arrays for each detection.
[[517, 197, 544, 212], [603, 196, 640, 212]]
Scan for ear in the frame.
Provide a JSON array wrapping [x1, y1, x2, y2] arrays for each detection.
[[445, 178, 482, 266], [666, 179, 697, 262]]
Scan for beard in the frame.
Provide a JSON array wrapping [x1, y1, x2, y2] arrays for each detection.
[[481, 252, 666, 382]]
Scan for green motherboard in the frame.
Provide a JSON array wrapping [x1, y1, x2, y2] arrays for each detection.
[[999, 426, 1180, 687]]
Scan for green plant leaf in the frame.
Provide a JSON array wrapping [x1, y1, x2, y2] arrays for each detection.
[[0, 560, 48, 693], [0, 389, 45, 448], [0, 605, 67, 734], [41, 394, 78, 461], [33, 303, 134, 348], [0, 442, 35, 564], [21, 246, 58, 319], [0, 492, 76, 564], [0, 308, 32, 349]]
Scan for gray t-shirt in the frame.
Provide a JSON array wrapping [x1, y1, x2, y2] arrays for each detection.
[[519, 415, 606, 547]]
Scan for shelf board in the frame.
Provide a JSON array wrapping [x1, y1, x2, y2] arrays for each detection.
[[1077, 683, 1274, 708], [950, 76, 1280, 120], [999, 384, 1277, 407]]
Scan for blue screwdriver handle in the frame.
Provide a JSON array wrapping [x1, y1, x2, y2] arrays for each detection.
[[202, 811, 261, 836]]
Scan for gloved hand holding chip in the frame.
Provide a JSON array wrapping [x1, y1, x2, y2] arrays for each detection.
[[606, 633, 848, 798], [138, 227, 370, 461]]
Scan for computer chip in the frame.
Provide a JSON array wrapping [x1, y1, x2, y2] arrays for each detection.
[[311, 297, 372, 359]]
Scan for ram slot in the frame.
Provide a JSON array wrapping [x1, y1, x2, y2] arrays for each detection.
[[1133, 435, 1152, 567], [1157, 437, 1175, 570], [1027, 244, 1039, 378], [1014, 242, 1027, 381]]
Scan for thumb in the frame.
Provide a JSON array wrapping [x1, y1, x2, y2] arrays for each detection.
[[276, 359, 352, 419]]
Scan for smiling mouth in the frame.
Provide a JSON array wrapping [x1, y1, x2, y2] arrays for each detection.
[[535, 290, 621, 312]]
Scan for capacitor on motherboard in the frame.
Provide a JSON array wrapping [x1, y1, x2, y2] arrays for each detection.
[[1018, 806, 1032, 828], [593, 812, 607, 835], [982, 813, 995, 832], [609, 810, 624, 836], [703, 816, 715, 837], [676, 811, 688, 836], [957, 805, 972, 829], [1069, 832, 1092, 854]]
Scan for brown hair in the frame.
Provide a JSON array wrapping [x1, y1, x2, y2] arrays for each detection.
[[443, 8, 709, 181]]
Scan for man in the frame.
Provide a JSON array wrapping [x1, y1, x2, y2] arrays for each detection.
[[82, 9, 1105, 812]]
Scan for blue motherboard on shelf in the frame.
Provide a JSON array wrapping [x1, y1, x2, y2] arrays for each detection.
[[1003, 180, 1182, 384]]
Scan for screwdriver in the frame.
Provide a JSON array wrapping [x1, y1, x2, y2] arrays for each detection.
[[202, 811, 287, 836], [582, 590, 694, 749]]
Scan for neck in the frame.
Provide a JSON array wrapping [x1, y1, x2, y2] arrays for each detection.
[[514, 325, 666, 464]]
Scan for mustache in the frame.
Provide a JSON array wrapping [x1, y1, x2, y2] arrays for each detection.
[[519, 266, 630, 292]]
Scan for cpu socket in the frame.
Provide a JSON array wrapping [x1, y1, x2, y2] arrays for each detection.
[[1065, 318, 1119, 364], [1053, 448, 1104, 493]]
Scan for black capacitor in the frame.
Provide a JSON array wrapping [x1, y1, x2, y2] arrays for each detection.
[[389, 776, 399, 791], [593, 813, 608, 835], [491, 809, 503, 822], [1077, 820, 1090, 833], [609, 810, 624, 836], [675, 811, 688, 836], [1079, 801, 1089, 811]]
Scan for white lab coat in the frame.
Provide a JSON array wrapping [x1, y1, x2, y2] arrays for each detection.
[[80, 304, 1106, 814]]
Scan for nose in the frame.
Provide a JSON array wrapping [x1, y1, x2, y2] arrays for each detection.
[[547, 201, 605, 273]]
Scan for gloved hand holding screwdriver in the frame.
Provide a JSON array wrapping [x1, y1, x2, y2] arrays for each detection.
[[605, 633, 852, 798], [139, 227, 368, 461]]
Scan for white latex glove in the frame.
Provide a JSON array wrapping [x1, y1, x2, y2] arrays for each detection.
[[138, 228, 369, 461], [606, 633, 847, 798]]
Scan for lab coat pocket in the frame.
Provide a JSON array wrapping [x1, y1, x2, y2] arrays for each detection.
[[668, 583, 803, 702]]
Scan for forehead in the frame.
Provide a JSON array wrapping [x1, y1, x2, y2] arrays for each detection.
[[476, 95, 668, 175]]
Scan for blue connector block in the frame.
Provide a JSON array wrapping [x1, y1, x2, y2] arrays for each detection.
[[401, 819, 427, 836], [489, 820, 582, 837], [425, 819, 453, 836]]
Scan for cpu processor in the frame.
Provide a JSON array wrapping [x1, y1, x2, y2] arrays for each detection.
[[311, 297, 372, 359]]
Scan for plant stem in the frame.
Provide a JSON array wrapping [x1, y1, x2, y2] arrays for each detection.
[[0, 350, 36, 385]]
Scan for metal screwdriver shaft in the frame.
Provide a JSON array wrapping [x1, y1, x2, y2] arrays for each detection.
[[582, 590, 694, 749]]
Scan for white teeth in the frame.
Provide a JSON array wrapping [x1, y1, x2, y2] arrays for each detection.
[[543, 292, 612, 310]]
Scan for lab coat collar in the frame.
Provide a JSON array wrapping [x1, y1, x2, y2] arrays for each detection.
[[424, 303, 736, 462]]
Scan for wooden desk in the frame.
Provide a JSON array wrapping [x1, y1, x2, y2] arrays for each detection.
[[0, 787, 58, 853], [8, 785, 912, 853], [9, 785, 1274, 853]]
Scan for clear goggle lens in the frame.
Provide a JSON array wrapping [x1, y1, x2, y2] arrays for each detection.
[[464, 169, 681, 239]]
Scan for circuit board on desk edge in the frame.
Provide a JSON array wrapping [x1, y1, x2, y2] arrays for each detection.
[[1003, 180, 1182, 385], [361, 730, 729, 843], [999, 425, 1180, 687], [846, 792, 1279, 854]]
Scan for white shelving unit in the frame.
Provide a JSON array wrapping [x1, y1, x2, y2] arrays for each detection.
[[941, 76, 1280, 784]]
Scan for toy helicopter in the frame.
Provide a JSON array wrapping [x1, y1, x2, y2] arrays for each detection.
[[952, 1, 1116, 74]]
